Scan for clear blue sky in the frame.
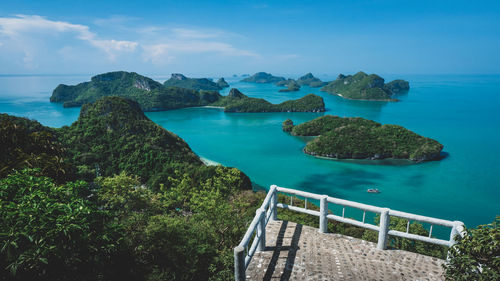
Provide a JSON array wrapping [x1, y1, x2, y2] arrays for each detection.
[[1, 0, 499, 76]]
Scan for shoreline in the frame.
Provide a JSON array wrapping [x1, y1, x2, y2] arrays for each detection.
[[330, 92, 398, 102], [200, 106, 224, 109], [309, 154, 417, 165], [200, 156, 221, 166]]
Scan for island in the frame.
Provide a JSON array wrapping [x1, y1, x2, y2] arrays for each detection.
[[163, 73, 224, 91], [217, 77, 229, 88], [277, 79, 301, 92], [0, 96, 258, 281], [214, 88, 325, 112], [296, 73, 327, 87], [320, 71, 410, 101], [283, 115, 443, 161], [240, 72, 285, 83], [50, 71, 325, 113]]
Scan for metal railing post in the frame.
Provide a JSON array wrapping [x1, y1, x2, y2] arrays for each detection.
[[377, 208, 390, 250], [257, 209, 266, 251], [319, 195, 328, 233], [270, 185, 278, 221], [234, 246, 245, 281]]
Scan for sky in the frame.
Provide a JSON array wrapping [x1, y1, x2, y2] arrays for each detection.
[[1, 0, 500, 76]]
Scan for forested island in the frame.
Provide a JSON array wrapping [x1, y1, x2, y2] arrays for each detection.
[[50, 71, 221, 110], [277, 79, 301, 92], [163, 73, 227, 91], [240, 72, 285, 83], [283, 115, 443, 161], [0, 96, 263, 280], [321, 72, 409, 101], [213, 88, 325, 112], [50, 71, 325, 112], [296, 73, 327, 87], [1, 96, 496, 281]]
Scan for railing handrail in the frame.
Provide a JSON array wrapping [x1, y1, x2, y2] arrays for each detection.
[[276, 186, 460, 228], [234, 185, 466, 281]]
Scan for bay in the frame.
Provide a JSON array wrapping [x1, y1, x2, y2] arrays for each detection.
[[1, 74, 499, 230]]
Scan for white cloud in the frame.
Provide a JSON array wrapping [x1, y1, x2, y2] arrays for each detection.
[[22, 50, 37, 70], [142, 41, 259, 65], [0, 15, 137, 60], [0, 15, 259, 71]]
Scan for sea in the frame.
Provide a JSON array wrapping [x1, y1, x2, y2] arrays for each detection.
[[1, 73, 499, 234]]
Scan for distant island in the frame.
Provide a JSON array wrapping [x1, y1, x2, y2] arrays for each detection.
[[216, 77, 229, 88], [214, 88, 324, 112], [277, 79, 300, 92], [50, 71, 324, 113], [163, 73, 226, 91], [296, 73, 327, 87], [283, 115, 443, 161], [241, 72, 285, 83], [320, 71, 409, 101], [50, 71, 221, 110]]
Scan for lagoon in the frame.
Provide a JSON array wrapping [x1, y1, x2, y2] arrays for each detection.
[[1, 74, 499, 228]]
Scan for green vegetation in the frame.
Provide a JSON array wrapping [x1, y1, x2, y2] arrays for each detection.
[[444, 217, 499, 280], [51, 71, 324, 113], [275, 194, 447, 259], [240, 72, 285, 83], [0, 96, 264, 281], [51, 71, 221, 111], [282, 119, 294, 132], [2, 96, 496, 279], [320, 71, 409, 101], [216, 78, 229, 88], [284, 115, 443, 161], [278, 80, 300, 92], [0, 114, 74, 182], [213, 89, 325, 112], [296, 73, 326, 87], [163, 73, 224, 91], [385, 79, 410, 94], [59, 97, 208, 188]]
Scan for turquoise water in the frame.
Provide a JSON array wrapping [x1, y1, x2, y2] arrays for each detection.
[[1, 74, 499, 229]]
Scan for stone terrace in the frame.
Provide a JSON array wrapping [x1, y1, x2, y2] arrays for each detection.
[[246, 220, 445, 281]]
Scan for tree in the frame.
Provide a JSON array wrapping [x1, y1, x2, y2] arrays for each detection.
[[444, 217, 500, 280]]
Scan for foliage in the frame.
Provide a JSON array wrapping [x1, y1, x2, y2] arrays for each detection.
[[163, 73, 223, 91], [50, 71, 222, 111], [50, 71, 324, 113], [240, 72, 285, 83], [0, 169, 117, 281], [320, 71, 409, 100], [282, 119, 294, 132], [275, 194, 446, 259], [0, 166, 260, 281], [215, 90, 325, 113], [58, 97, 203, 187], [278, 80, 301, 92], [287, 115, 443, 161], [360, 216, 447, 258], [0, 114, 74, 182], [384, 79, 410, 94], [216, 78, 229, 88], [296, 73, 326, 87], [444, 217, 500, 280]]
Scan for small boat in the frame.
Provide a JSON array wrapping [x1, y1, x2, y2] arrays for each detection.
[[367, 188, 380, 193]]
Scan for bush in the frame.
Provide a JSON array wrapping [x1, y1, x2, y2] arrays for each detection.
[[444, 217, 500, 280], [0, 169, 115, 281]]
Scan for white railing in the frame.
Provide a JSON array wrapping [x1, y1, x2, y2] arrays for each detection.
[[234, 185, 466, 281], [234, 185, 278, 281]]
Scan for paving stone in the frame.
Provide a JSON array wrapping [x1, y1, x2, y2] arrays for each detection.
[[246, 220, 445, 281]]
